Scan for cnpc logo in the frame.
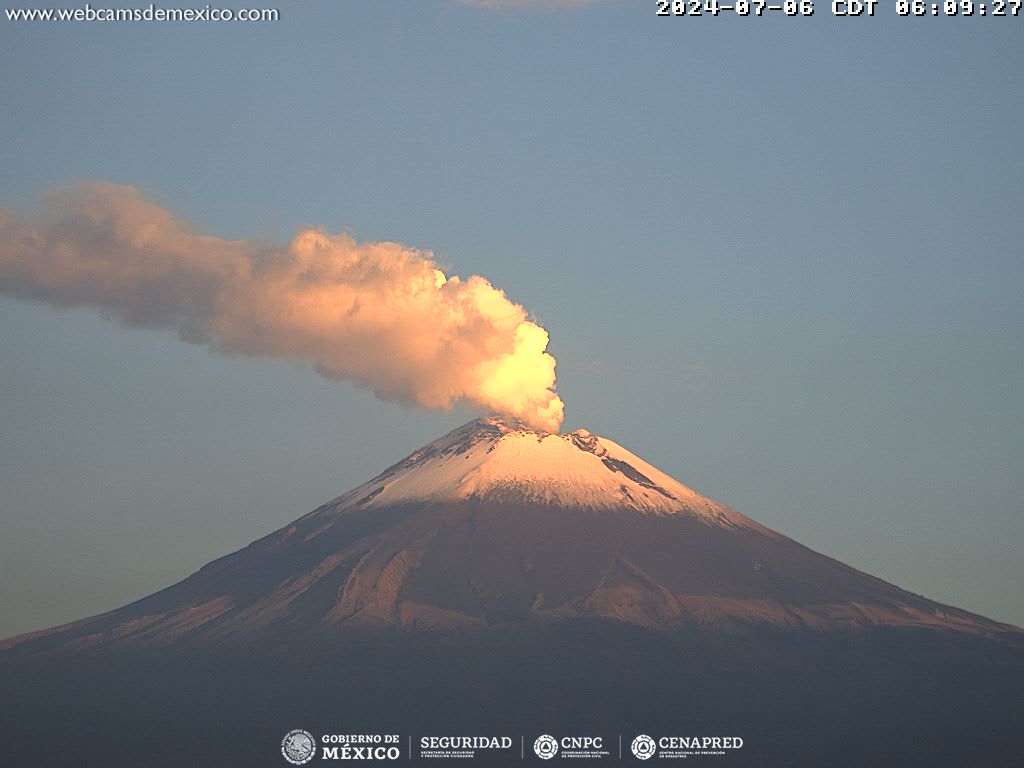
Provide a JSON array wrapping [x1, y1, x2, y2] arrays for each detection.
[[535, 735, 605, 759], [534, 735, 558, 760]]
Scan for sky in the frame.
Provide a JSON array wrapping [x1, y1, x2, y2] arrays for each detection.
[[1, 1, 1021, 639]]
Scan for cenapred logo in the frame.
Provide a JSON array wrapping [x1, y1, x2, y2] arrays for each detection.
[[534, 734, 559, 760], [631, 734, 657, 760], [281, 729, 316, 765]]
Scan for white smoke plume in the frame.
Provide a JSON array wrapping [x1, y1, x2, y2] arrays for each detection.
[[0, 183, 564, 431]]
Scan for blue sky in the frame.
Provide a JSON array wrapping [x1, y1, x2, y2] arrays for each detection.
[[2, 1, 1022, 638]]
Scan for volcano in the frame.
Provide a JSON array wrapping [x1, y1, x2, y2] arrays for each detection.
[[2, 418, 1022, 767], [3, 417, 1012, 650]]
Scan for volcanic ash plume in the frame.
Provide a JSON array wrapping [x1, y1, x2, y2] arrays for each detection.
[[0, 183, 564, 431]]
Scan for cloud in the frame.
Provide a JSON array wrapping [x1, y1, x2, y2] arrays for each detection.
[[0, 183, 564, 431]]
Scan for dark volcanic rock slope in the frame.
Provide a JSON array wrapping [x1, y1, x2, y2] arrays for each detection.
[[3, 418, 1016, 653]]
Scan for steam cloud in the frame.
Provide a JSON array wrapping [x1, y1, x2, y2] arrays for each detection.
[[0, 183, 564, 431]]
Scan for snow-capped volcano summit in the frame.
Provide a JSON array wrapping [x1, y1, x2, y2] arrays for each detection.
[[326, 417, 750, 523]]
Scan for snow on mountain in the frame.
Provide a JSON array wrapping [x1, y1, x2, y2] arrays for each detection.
[[321, 417, 751, 525], [3, 415, 1018, 653]]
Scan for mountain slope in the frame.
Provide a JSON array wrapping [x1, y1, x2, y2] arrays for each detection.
[[4, 417, 1015, 654], [3, 417, 1023, 768]]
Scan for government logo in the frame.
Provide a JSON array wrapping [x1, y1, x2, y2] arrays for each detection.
[[281, 729, 316, 765], [534, 734, 559, 759], [631, 734, 656, 760]]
